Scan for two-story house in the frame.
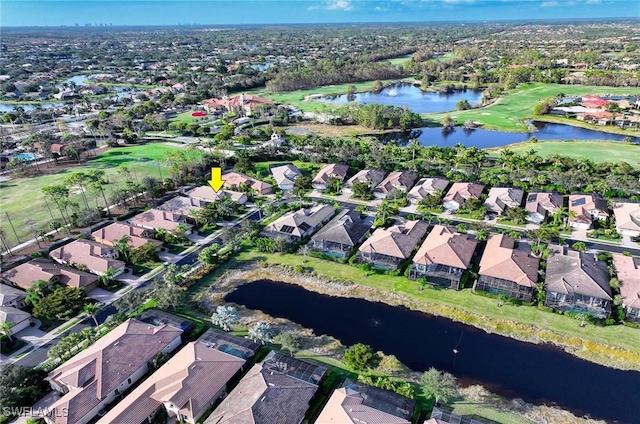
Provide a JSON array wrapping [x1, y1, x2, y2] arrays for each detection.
[[442, 182, 485, 211], [525, 192, 563, 224], [50, 240, 126, 277], [373, 171, 418, 199], [568, 194, 609, 229]]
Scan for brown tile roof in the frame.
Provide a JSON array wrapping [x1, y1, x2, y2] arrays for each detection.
[[443, 182, 484, 205], [313, 163, 350, 184], [203, 362, 318, 424], [1, 258, 98, 290], [128, 208, 193, 232], [374, 171, 418, 196], [50, 240, 125, 276], [613, 254, 640, 309], [407, 177, 449, 203], [92, 222, 162, 249], [186, 186, 247, 204], [264, 204, 335, 238], [46, 319, 183, 424], [479, 235, 539, 288], [316, 387, 410, 424], [612, 202, 640, 233], [359, 220, 429, 260], [345, 169, 386, 189], [569, 194, 609, 226], [484, 187, 524, 214], [95, 341, 245, 424], [545, 247, 611, 299], [222, 172, 273, 194], [413, 225, 477, 269], [525, 192, 563, 217]]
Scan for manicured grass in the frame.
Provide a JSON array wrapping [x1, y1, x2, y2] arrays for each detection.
[[425, 82, 640, 132], [169, 110, 213, 125], [488, 140, 640, 166], [233, 251, 640, 368], [0, 142, 187, 246], [384, 54, 414, 66]]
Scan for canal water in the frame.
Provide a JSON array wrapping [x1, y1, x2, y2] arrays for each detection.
[[226, 279, 640, 424], [315, 82, 483, 114]]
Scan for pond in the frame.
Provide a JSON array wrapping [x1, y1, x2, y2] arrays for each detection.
[[250, 62, 273, 71], [0, 102, 65, 112], [315, 82, 483, 114], [226, 280, 640, 424], [380, 121, 639, 148]]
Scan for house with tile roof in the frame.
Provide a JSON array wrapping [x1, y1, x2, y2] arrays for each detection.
[[263, 204, 335, 242], [343, 169, 386, 194], [203, 351, 326, 424], [475, 234, 540, 302], [312, 163, 350, 191], [544, 246, 612, 318], [0, 283, 27, 308], [44, 318, 183, 424], [568, 194, 609, 229], [410, 225, 478, 289], [308, 209, 372, 259], [612, 202, 640, 237], [271, 164, 302, 191], [316, 379, 414, 424], [95, 340, 246, 424], [373, 171, 419, 199], [204, 94, 274, 117], [128, 208, 193, 234], [49, 240, 126, 277], [220, 172, 273, 195], [186, 186, 248, 206], [92, 222, 163, 250], [612, 254, 640, 323], [1, 258, 99, 292], [0, 306, 31, 336], [525, 192, 564, 224], [357, 220, 429, 270], [157, 196, 202, 217], [442, 182, 485, 211], [484, 187, 524, 215], [407, 177, 449, 205]]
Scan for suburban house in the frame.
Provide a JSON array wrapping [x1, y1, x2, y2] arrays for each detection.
[[308, 209, 372, 258], [95, 339, 248, 424], [0, 306, 31, 335], [373, 171, 419, 199], [263, 204, 335, 242], [410, 225, 478, 289], [316, 379, 414, 424], [568, 194, 609, 229], [312, 163, 350, 191], [612, 202, 640, 237], [221, 172, 273, 195], [271, 164, 302, 191], [484, 187, 524, 215], [203, 351, 326, 424], [613, 254, 640, 323], [203, 93, 273, 116], [544, 246, 612, 318], [525, 192, 563, 224], [186, 186, 248, 206], [475, 234, 540, 302], [343, 169, 386, 194], [442, 182, 485, 211], [0, 283, 27, 308], [157, 196, 202, 217], [50, 240, 126, 277], [44, 318, 183, 424], [128, 208, 193, 234], [92, 222, 163, 250], [357, 220, 429, 270], [407, 177, 449, 204], [1, 258, 99, 291]]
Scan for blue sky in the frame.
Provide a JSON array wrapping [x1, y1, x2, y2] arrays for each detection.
[[1, 1, 637, 27]]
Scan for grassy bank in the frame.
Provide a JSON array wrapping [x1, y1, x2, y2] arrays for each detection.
[[487, 140, 640, 166], [0, 142, 185, 246], [535, 115, 640, 137], [425, 82, 640, 132], [232, 251, 640, 371]]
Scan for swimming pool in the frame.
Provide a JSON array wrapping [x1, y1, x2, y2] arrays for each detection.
[[12, 153, 37, 161]]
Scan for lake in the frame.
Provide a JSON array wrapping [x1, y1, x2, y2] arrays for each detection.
[[380, 121, 639, 148], [226, 279, 640, 424], [316, 82, 483, 114]]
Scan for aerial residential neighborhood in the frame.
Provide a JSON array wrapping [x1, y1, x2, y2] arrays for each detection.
[[1, 4, 639, 424]]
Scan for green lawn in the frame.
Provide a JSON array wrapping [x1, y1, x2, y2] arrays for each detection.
[[169, 110, 213, 125], [425, 82, 640, 132], [488, 140, 640, 166], [384, 54, 414, 66], [0, 142, 187, 247], [233, 250, 640, 369]]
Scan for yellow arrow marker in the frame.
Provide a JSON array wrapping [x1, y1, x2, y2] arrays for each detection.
[[207, 168, 225, 193]]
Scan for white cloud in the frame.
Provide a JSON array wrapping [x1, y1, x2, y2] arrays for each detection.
[[444, 0, 476, 4], [585, 0, 601, 4], [307, 5, 320, 10], [541, 1, 559, 7], [326, 0, 353, 10]]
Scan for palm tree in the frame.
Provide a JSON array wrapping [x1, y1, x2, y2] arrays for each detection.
[[83, 303, 100, 327], [98, 267, 117, 288], [0, 320, 14, 343], [113, 236, 131, 263]]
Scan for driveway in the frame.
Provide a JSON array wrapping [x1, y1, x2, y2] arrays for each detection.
[[86, 288, 120, 304]]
